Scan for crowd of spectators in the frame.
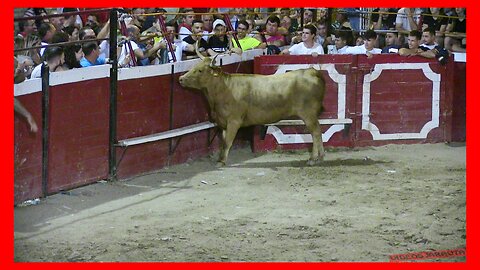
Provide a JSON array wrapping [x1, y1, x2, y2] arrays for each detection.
[[14, 7, 466, 80]]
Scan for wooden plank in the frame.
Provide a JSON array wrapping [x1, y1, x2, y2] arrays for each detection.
[[118, 121, 216, 147]]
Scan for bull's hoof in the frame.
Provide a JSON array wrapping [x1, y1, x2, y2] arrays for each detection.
[[216, 161, 226, 167], [307, 158, 322, 166]]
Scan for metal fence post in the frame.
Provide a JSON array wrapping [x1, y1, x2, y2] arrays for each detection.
[[41, 63, 50, 197], [108, 8, 118, 180]]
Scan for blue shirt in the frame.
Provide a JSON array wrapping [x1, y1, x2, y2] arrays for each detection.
[[80, 56, 106, 67]]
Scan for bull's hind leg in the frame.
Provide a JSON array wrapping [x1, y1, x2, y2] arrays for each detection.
[[216, 129, 227, 166], [302, 116, 325, 166], [217, 121, 241, 166]]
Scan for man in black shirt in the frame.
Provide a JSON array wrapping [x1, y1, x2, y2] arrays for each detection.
[[182, 19, 209, 59], [371, 8, 398, 30], [207, 19, 229, 56]]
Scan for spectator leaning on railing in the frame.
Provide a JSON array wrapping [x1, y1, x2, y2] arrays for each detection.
[[398, 30, 442, 61], [327, 30, 351, 54], [420, 27, 438, 50], [80, 41, 107, 67], [117, 24, 165, 67], [30, 46, 68, 78], [280, 24, 324, 56], [231, 20, 266, 54], [207, 19, 230, 56], [345, 29, 382, 57], [255, 15, 285, 54], [381, 29, 402, 54]]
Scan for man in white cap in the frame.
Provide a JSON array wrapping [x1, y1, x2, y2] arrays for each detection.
[[207, 19, 230, 56]]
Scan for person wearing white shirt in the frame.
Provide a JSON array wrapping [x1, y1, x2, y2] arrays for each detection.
[[395, 8, 423, 33], [328, 31, 351, 54], [178, 9, 196, 40], [345, 30, 382, 56], [280, 24, 324, 56], [163, 23, 188, 63]]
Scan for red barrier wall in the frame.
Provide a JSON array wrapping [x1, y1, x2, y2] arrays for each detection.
[[252, 55, 357, 152], [252, 54, 457, 152], [452, 62, 466, 141], [114, 60, 254, 180], [48, 79, 110, 193], [14, 92, 42, 203]]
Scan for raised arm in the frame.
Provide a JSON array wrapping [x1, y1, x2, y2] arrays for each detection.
[[97, 19, 110, 40]]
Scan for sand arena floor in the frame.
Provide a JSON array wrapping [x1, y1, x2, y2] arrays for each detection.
[[14, 143, 466, 262]]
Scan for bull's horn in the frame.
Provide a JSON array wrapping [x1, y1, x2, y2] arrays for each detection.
[[210, 54, 220, 67], [195, 39, 205, 60]]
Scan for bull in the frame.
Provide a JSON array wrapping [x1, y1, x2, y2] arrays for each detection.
[[179, 43, 326, 166]]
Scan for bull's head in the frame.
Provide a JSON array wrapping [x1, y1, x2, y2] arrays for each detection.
[[179, 40, 222, 90]]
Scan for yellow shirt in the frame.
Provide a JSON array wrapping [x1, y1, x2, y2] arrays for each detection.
[[232, 36, 261, 51]]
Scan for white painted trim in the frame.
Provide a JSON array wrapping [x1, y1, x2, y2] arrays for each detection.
[[118, 62, 173, 81], [14, 65, 111, 96], [118, 121, 216, 147], [50, 64, 111, 85], [267, 64, 349, 144], [13, 49, 264, 97], [362, 63, 441, 140], [453, 52, 466, 63], [266, 125, 346, 144], [14, 78, 41, 96], [267, 119, 352, 126]]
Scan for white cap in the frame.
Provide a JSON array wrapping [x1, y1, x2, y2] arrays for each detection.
[[212, 19, 226, 30]]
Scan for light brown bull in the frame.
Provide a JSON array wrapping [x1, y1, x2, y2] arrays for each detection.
[[179, 46, 326, 166]]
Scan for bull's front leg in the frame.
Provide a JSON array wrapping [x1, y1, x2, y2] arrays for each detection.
[[217, 121, 241, 166]]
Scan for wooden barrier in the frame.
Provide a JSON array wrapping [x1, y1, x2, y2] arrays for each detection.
[[252, 54, 458, 152], [13, 50, 262, 204]]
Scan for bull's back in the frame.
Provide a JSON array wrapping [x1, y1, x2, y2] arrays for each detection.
[[227, 69, 325, 125]]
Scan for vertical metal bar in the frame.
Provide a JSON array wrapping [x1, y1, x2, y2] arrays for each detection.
[[223, 14, 241, 49], [108, 9, 118, 180], [158, 15, 177, 62], [119, 19, 137, 67], [41, 63, 49, 197], [168, 64, 175, 157], [300, 8, 304, 29], [327, 9, 333, 35]]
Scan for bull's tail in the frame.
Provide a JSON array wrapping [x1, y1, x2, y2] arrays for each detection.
[[318, 105, 324, 115], [313, 69, 326, 116]]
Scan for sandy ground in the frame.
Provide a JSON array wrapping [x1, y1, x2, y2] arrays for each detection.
[[14, 143, 466, 262]]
